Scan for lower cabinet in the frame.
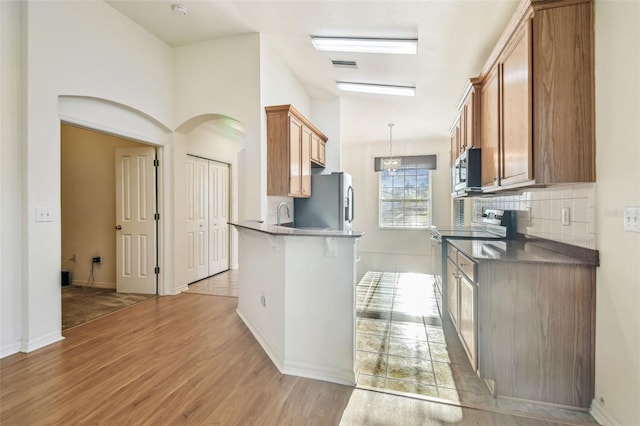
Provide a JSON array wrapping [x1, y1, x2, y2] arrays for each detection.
[[446, 258, 459, 328], [447, 246, 478, 372], [458, 274, 476, 372], [446, 240, 596, 409]]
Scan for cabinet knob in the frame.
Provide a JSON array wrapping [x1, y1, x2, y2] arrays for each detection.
[[493, 177, 498, 182]]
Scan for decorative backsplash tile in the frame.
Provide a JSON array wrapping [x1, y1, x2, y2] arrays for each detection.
[[471, 183, 596, 249]]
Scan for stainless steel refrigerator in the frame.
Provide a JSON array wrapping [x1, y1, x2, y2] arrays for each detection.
[[293, 172, 354, 231]]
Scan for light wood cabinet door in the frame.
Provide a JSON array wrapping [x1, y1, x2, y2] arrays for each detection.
[[447, 258, 459, 328], [301, 125, 312, 196], [459, 274, 476, 371], [501, 22, 532, 186], [318, 140, 326, 165], [266, 104, 328, 197], [310, 132, 326, 167], [450, 131, 457, 168], [481, 64, 500, 189], [288, 115, 303, 197]]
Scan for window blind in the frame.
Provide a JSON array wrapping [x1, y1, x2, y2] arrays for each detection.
[[374, 155, 437, 172]]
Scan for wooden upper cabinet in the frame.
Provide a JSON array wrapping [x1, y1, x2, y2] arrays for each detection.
[[450, 119, 460, 167], [532, 1, 594, 184], [301, 125, 312, 196], [310, 132, 326, 168], [481, 65, 500, 189], [501, 21, 532, 187], [266, 104, 328, 198], [288, 115, 303, 197], [476, 0, 594, 191]]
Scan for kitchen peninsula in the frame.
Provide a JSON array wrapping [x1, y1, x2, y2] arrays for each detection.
[[230, 221, 363, 385]]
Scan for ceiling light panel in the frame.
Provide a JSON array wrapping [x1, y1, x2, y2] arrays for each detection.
[[337, 82, 416, 97], [311, 37, 418, 55]]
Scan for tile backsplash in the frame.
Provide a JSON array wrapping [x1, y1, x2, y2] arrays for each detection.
[[472, 183, 596, 249]]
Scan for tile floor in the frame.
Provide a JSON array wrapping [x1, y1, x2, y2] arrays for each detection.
[[355, 271, 597, 425], [185, 270, 238, 297]]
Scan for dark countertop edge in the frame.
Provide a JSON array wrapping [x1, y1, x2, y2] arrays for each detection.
[[447, 234, 599, 266], [229, 221, 364, 239], [514, 234, 599, 266]]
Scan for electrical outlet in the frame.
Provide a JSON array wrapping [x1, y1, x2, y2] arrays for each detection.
[[561, 207, 570, 226], [92, 256, 101, 264], [35, 207, 53, 222], [624, 207, 640, 232]]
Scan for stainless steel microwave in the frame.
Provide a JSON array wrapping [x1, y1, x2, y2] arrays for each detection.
[[452, 148, 482, 194]]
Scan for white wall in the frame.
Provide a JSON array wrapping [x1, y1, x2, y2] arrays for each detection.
[[591, 1, 640, 425], [1, 0, 25, 357], [0, 0, 176, 356], [342, 138, 450, 277], [174, 34, 261, 222], [311, 97, 342, 174]]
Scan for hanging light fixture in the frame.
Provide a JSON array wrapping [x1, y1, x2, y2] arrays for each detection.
[[381, 123, 401, 172]]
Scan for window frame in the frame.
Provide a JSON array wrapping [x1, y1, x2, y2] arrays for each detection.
[[377, 166, 433, 230]]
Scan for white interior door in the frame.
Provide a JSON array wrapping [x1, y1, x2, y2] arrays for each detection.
[[208, 160, 230, 275], [115, 147, 156, 294], [186, 156, 209, 282]]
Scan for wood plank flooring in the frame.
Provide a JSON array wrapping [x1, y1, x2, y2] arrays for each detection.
[[1, 292, 592, 425], [1, 294, 350, 425]]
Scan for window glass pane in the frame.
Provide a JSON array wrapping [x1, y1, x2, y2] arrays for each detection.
[[379, 166, 432, 229]]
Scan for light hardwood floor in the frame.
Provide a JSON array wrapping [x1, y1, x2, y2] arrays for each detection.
[[1, 292, 588, 425]]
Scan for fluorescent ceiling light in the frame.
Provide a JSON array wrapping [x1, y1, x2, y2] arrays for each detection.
[[337, 82, 416, 97], [311, 37, 418, 55]]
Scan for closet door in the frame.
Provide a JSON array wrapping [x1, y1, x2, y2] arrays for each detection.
[[208, 161, 230, 275], [186, 156, 209, 283]]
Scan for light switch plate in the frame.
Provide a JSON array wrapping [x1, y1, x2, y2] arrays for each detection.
[[561, 207, 570, 226], [624, 207, 640, 232]]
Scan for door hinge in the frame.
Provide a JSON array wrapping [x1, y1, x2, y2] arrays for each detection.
[[154, 213, 160, 220], [154, 266, 160, 274], [153, 159, 159, 167]]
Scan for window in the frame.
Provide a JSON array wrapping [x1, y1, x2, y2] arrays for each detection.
[[379, 164, 432, 229]]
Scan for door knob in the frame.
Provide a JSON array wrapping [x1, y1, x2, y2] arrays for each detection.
[[115, 225, 122, 230]]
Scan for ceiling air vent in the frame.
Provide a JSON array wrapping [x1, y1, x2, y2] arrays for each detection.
[[331, 60, 358, 69]]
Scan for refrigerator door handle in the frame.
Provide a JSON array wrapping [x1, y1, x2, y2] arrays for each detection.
[[347, 186, 354, 223]]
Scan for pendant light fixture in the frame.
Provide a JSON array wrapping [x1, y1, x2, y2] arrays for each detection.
[[381, 123, 400, 172]]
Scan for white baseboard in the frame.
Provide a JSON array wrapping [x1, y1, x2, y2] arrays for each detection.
[[590, 398, 619, 426], [283, 360, 356, 386], [71, 280, 115, 289], [173, 284, 189, 295], [235, 309, 284, 372], [20, 331, 64, 353], [1, 341, 21, 359]]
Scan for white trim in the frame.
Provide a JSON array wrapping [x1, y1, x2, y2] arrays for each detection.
[[236, 309, 285, 373], [70, 280, 115, 289], [20, 331, 64, 353], [590, 398, 618, 426], [173, 284, 189, 295], [283, 360, 356, 386], [357, 249, 429, 256], [1, 342, 21, 359]]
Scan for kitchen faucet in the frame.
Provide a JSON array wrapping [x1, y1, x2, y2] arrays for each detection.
[[276, 202, 290, 226]]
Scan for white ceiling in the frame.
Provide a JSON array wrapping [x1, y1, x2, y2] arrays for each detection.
[[107, 0, 519, 144]]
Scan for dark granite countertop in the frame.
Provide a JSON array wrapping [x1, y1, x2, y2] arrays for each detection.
[[229, 220, 364, 238], [448, 236, 599, 266]]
